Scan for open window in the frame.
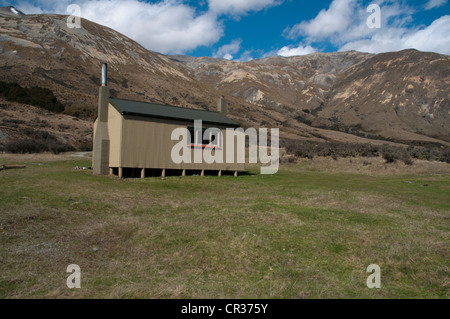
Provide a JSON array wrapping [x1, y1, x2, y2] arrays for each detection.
[[188, 127, 196, 144], [188, 126, 222, 149]]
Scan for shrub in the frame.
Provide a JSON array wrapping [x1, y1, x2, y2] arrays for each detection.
[[4, 140, 47, 154], [78, 142, 92, 152], [4, 130, 75, 154], [4, 139, 75, 154], [380, 145, 412, 164], [408, 145, 449, 163], [281, 156, 296, 164], [295, 115, 312, 125], [400, 152, 413, 165], [444, 147, 450, 164], [58, 124, 71, 130], [0, 81, 65, 113], [31, 117, 51, 128], [283, 140, 316, 159], [380, 148, 396, 163], [2, 119, 25, 125], [48, 140, 75, 154], [282, 139, 449, 164]]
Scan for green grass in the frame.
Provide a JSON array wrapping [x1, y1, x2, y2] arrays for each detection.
[[0, 156, 449, 298]]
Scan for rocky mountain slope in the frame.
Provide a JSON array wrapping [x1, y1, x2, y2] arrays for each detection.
[[170, 50, 449, 144], [0, 7, 449, 150]]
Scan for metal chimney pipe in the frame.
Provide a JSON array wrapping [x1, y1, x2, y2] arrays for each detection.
[[101, 63, 107, 86]]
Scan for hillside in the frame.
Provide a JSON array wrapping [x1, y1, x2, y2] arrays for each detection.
[[0, 97, 92, 151], [170, 50, 450, 144], [0, 7, 449, 150]]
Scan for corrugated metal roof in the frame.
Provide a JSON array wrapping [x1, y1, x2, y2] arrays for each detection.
[[109, 98, 240, 127]]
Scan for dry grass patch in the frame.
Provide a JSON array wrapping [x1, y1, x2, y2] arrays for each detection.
[[0, 154, 448, 298], [293, 157, 450, 176]]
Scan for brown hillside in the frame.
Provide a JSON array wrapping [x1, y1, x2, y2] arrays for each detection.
[[0, 7, 448, 150]]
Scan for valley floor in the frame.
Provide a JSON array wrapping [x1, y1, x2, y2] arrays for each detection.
[[0, 153, 448, 298]]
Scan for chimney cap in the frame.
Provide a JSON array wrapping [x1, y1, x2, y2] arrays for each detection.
[[101, 63, 107, 86]]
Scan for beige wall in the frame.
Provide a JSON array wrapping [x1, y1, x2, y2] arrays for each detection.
[[107, 104, 244, 171], [107, 106, 123, 168]]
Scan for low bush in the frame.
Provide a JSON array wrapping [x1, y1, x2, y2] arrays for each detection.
[[48, 140, 75, 154], [78, 142, 92, 152], [443, 148, 450, 164], [4, 140, 47, 154], [282, 139, 449, 164], [0, 81, 65, 113], [283, 140, 380, 160], [4, 130, 75, 154], [58, 124, 71, 130]]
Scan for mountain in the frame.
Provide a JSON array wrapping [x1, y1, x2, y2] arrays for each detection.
[[0, 6, 25, 17], [170, 50, 449, 144], [0, 7, 449, 151]]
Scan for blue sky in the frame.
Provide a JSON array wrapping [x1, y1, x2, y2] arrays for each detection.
[[2, 0, 449, 59]]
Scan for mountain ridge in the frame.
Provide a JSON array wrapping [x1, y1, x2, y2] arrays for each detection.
[[0, 7, 449, 150]]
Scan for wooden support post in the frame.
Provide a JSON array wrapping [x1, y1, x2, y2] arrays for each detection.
[[182, 169, 186, 177], [141, 168, 145, 179], [218, 170, 222, 177], [201, 170, 204, 177], [234, 171, 238, 177], [118, 167, 123, 178], [109, 168, 113, 176], [161, 169, 166, 178]]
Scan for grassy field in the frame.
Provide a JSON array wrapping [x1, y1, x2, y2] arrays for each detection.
[[0, 153, 449, 298]]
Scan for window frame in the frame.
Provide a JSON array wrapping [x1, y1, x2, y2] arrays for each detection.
[[187, 126, 222, 150]]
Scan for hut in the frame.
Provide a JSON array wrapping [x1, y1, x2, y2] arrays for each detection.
[[92, 64, 244, 178]]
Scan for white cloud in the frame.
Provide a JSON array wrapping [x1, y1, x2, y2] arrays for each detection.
[[286, 0, 358, 40], [425, 0, 448, 10], [237, 50, 254, 61], [277, 44, 316, 57], [11, 2, 44, 14], [213, 39, 242, 59], [11, 0, 450, 57], [15, 0, 224, 54], [341, 15, 450, 55], [14, 0, 71, 14], [285, 0, 414, 44], [403, 15, 450, 54], [13, 0, 282, 54], [284, 0, 450, 56], [339, 14, 450, 55], [222, 53, 233, 60], [208, 0, 281, 16]]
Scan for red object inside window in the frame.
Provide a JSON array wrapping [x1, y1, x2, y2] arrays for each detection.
[[188, 144, 222, 150]]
